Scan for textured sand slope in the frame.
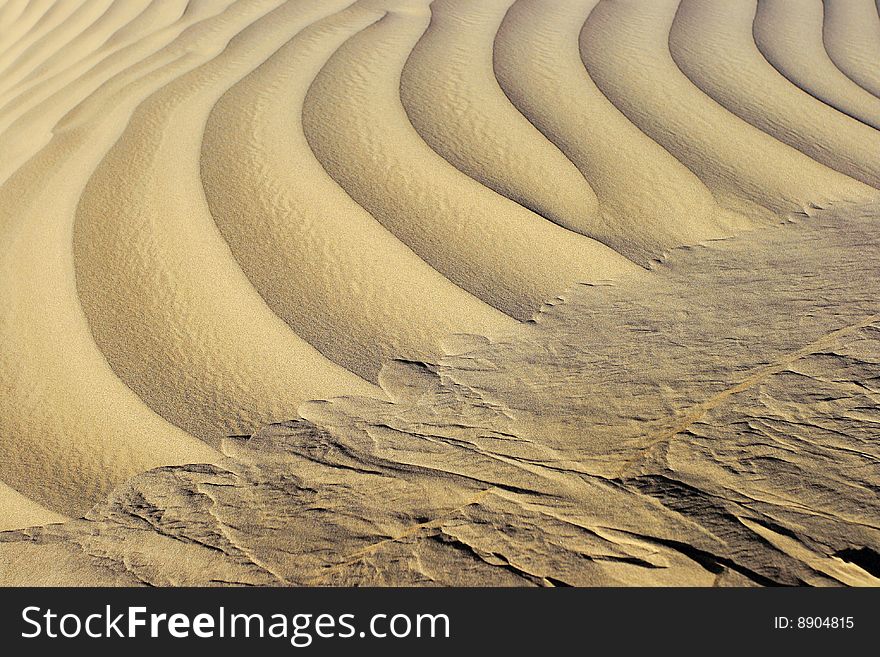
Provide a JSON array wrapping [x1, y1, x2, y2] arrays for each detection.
[[0, 1, 256, 515], [753, 0, 880, 131], [670, 0, 880, 191], [0, 0, 878, 541], [400, 0, 602, 239], [202, 5, 513, 382], [3, 205, 877, 586], [822, 0, 880, 99], [303, 1, 638, 322]]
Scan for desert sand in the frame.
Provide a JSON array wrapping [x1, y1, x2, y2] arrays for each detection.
[[0, 0, 878, 585]]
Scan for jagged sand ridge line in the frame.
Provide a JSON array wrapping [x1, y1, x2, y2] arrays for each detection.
[[617, 311, 880, 478], [0, 0, 878, 555]]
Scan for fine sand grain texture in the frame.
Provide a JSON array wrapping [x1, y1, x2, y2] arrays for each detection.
[[0, 482, 66, 532], [302, 1, 638, 321], [0, 0, 878, 585], [400, 0, 602, 239], [753, 0, 880, 131], [822, 0, 880, 100]]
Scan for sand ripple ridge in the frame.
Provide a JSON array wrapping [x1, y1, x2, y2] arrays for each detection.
[[1, 0, 878, 529]]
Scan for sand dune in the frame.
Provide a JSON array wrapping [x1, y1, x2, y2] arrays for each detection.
[[302, 2, 638, 321], [670, 0, 880, 192], [4, 204, 878, 586], [822, 0, 880, 100], [400, 0, 602, 239], [753, 0, 880, 131], [0, 0, 878, 584], [0, 1, 82, 84], [0, 1, 155, 112], [202, 4, 514, 382], [0, 1, 278, 517], [0, 1, 116, 95]]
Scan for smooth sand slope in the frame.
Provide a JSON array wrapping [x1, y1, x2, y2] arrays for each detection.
[[670, 0, 880, 192], [400, 0, 602, 239], [0, 0, 879, 545], [753, 0, 880, 131], [0, 482, 66, 532], [822, 0, 880, 100]]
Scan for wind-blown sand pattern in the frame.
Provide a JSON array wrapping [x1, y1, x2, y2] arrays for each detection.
[[753, 0, 880, 131], [822, 0, 880, 100], [0, 0, 878, 586]]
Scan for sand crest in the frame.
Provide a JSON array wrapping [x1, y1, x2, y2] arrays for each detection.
[[0, 0, 878, 587]]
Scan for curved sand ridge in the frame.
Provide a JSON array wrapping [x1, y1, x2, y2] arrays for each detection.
[[302, 0, 638, 321], [494, 0, 747, 263], [669, 0, 880, 192], [584, 0, 874, 213], [74, 0, 380, 443], [201, 4, 513, 382], [0, 0, 249, 517], [399, 0, 602, 239], [822, 0, 880, 100], [0, 1, 238, 183], [1, 0, 879, 527], [753, 0, 880, 132]]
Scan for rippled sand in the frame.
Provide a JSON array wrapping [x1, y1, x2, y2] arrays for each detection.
[[0, 0, 878, 585]]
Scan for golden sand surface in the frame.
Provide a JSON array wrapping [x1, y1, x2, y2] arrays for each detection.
[[0, 0, 878, 585]]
